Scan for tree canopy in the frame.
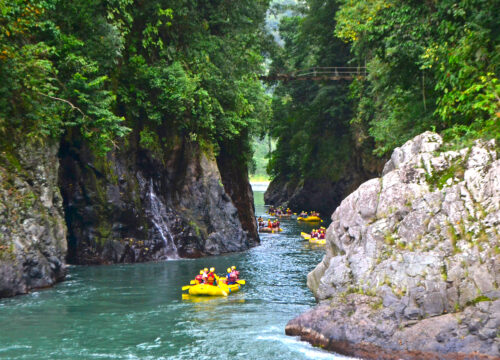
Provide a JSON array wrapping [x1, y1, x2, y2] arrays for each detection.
[[0, 0, 273, 160], [267, 0, 499, 183]]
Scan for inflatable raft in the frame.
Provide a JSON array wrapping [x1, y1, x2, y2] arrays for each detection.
[[301, 232, 311, 240], [187, 282, 242, 297], [259, 227, 283, 233], [297, 216, 322, 222], [309, 237, 326, 245]]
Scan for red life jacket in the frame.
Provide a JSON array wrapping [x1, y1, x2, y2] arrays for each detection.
[[195, 274, 203, 283], [207, 272, 215, 285]]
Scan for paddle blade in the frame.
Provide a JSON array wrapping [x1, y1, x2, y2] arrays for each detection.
[[190, 280, 196, 285], [236, 279, 246, 285], [182, 285, 191, 291]]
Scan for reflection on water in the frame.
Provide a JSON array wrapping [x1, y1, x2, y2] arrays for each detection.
[[0, 191, 353, 359]]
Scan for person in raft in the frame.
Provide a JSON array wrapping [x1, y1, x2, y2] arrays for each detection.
[[287, 208, 292, 215], [267, 219, 272, 228], [195, 270, 204, 284], [226, 268, 237, 284], [202, 267, 209, 283], [299, 211, 307, 217], [207, 267, 216, 285], [257, 216, 265, 227], [231, 265, 240, 280]]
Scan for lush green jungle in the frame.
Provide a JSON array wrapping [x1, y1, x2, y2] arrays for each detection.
[[267, 0, 499, 184], [2, 0, 498, 179], [0, 0, 272, 169]]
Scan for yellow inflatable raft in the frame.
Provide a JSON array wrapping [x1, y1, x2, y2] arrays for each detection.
[[259, 227, 283, 233], [297, 216, 322, 222], [187, 282, 241, 297], [309, 237, 326, 245]]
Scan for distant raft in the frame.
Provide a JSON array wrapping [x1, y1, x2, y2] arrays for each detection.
[[297, 216, 322, 222], [259, 227, 283, 233], [308, 237, 326, 245], [301, 232, 325, 244]]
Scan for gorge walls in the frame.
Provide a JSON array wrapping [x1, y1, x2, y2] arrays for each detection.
[[0, 143, 67, 297], [286, 132, 500, 359], [58, 131, 259, 265]]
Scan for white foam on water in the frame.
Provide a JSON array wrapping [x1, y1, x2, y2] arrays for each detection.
[[256, 334, 357, 360]]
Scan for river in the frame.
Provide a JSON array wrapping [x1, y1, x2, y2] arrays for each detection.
[[0, 190, 352, 359]]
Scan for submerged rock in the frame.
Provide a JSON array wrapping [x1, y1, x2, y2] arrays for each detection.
[[287, 132, 500, 359], [0, 143, 67, 297]]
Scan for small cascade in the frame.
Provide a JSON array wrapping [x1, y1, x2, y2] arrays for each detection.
[[147, 178, 179, 259]]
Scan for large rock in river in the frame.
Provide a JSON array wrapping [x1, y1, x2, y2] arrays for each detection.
[[286, 132, 500, 359], [0, 143, 67, 297]]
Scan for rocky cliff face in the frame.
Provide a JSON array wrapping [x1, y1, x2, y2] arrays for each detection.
[[0, 143, 67, 297], [264, 149, 383, 216], [286, 132, 500, 359], [59, 132, 258, 264]]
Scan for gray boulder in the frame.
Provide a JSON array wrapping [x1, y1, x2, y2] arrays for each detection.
[[0, 143, 67, 297], [288, 132, 500, 359]]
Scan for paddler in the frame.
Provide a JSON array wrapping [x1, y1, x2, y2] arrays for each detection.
[[226, 268, 237, 285], [202, 267, 209, 283], [267, 219, 272, 228], [231, 265, 239, 280], [195, 270, 204, 284], [299, 211, 307, 217], [207, 267, 216, 286]]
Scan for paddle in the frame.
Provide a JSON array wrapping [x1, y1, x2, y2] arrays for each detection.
[[236, 279, 246, 285], [182, 285, 191, 291]]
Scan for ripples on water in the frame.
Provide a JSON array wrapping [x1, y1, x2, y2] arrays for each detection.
[[0, 191, 355, 359]]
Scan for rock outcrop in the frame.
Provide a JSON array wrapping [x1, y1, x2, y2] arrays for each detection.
[[264, 148, 383, 216], [286, 132, 500, 359], [59, 131, 258, 264], [0, 143, 67, 297]]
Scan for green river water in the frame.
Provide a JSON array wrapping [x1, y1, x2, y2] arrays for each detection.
[[0, 190, 353, 359]]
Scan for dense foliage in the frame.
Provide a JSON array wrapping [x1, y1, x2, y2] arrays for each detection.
[[267, 0, 357, 181], [267, 0, 499, 183], [0, 0, 272, 160], [336, 0, 500, 154]]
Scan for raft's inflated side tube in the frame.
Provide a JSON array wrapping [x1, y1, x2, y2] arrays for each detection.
[[309, 238, 326, 245], [300, 232, 311, 240], [297, 216, 321, 222], [218, 282, 241, 294], [189, 284, 228, 296], [259, 227, 283, 233], [187, 283, 242, 297]]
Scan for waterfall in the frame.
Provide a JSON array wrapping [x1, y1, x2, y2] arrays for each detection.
[[147, 178, 179, 259]]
